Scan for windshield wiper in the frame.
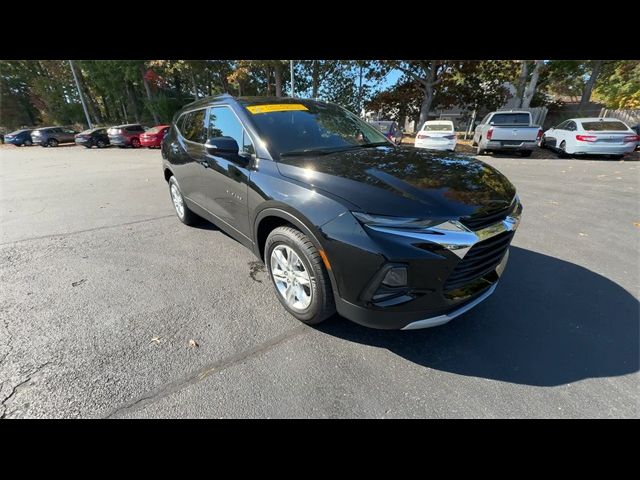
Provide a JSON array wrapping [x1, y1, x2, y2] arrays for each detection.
[[280, 146, 360, 157], [280, 142, 392, 157]]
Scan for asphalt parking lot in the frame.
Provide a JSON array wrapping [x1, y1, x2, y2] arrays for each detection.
[[1, 144, 638, 418]]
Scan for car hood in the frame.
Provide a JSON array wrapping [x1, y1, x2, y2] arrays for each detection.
[[276, 146, 516, 220]]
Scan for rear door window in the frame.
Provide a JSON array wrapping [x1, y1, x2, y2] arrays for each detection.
[[181, 109, 208, 144]]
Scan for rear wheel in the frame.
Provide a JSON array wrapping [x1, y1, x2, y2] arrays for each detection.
[[265, 226, 335, 325], [476, 140, 485, 155], [131, 138, 140, 148], [97, 139, 107, 148], [609, 154, 624, 160], [520, 150, 532, 157], [24, 139, 32, 146], [558, 141, 569, 158], [47, 138, 58, 147], [168, 176, 198, 225]]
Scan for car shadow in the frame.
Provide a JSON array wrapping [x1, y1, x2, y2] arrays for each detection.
[[315, 246, 639, 387]]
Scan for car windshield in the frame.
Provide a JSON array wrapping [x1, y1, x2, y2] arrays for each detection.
[[581, 121, 628, 131], [491, 113, 530, 125], [423, 123, 453, 132], [246, 102, 391, 158]]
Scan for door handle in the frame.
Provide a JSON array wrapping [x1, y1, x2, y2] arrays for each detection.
[[200, 160, 210, 168]]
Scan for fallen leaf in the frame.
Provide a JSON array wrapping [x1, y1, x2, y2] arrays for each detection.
[[151, 337, 162, 344], [188, 339, 199, 349], [549, 201, 559, 205], [578, 232, 588, 237], [71, 279, 87, 287], [634, 222, 640, 228]]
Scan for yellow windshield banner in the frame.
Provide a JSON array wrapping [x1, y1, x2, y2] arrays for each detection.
[[246, 104, 309, 114]]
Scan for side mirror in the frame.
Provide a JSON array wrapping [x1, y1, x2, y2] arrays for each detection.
[[205, 136, 239, 155]]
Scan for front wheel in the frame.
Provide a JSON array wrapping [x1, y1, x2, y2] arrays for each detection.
[[24, 139, 32, 146], [520, 150, 532, 157], [265, 226, 335, 325], [47, 138, 58, 147], [131, 138, 140, 148], [96, 139, 107, 148], [168, 177, 198, 225]]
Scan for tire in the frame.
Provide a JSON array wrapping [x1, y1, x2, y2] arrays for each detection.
[[558, 140, 569, 158], [47, 138, 59, 147], [131, 138, 140, 148], [520, 150, 532, 157], [84, 145, 92, 149], [476, 143, 485, 156], [265, 226, 335, 325], [609, 154, 624, 160], [24, 139, 32, 146], [96, 139, 107, 148], [168, 176, 198, 225]]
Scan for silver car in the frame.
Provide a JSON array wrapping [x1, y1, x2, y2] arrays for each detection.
[[539, 118, 639, 159]]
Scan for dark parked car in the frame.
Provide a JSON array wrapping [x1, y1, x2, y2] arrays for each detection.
[[161, 95, 522, 330], [368, 120, 403, 145], [107, 124, 146, 148], [4, 129, 34, 146], [633, 124, 640, 150], [31, 126, 78, 147], [75, 127, 110, 148]]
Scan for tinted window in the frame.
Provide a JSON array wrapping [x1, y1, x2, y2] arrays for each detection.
[[566, 121, 577, 131], [556, 121, 568, 130], [480, 114, 491, 124], [181, 110, 207, 143], [581, 121, 628, 131], [208, 106, 243, 146], [491, 113, 530, 125]]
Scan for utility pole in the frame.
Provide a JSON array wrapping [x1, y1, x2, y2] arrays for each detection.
[[290, 60, 295, 97], [69, 60, 93, 129]]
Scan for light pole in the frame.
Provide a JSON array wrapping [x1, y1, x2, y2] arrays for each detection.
[[69, 60, 93, 129], [290, 60, 295, 97]]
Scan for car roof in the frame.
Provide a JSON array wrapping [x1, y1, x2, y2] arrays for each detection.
[[424, 120, 454, 124], [111, 123, 143, 128], [493, 111, 531, 115], [570, 117, 629, 123], [177, 94, 340, 116]]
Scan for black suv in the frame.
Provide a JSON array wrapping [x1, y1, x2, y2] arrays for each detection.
[[162, 95, 522, 330], [31, 126, 78, 147]]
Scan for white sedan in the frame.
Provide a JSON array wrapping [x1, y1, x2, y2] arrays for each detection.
[[539, 117, 639, 159], [414, 120, 457, 151]]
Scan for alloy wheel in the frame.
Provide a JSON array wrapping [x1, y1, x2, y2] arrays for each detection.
[[270, 245, 312, 311]]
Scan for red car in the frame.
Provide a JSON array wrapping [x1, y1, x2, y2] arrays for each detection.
[[140, 125, 170, 148]]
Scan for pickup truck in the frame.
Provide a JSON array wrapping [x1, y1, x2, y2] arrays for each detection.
[[472, 111, 542, 157]]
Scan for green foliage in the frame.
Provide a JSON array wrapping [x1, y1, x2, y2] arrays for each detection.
[[594, 61, 640, 109]]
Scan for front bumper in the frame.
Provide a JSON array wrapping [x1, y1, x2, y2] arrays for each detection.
[[321, 199, 522, 330]]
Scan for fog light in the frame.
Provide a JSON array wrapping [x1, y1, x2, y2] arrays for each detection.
[[382, 267, 407, 287]]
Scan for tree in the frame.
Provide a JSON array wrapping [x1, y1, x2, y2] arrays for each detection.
[[594, 60, 640, 109], [521, 60, 545, 108], [579, 60, 604, 108]]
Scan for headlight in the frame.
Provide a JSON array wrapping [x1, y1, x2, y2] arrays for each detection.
[[352, 212, 442, 229]]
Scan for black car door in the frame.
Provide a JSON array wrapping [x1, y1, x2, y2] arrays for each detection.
[[171, 108, 209, 202], [200, 105, 252, 239]]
